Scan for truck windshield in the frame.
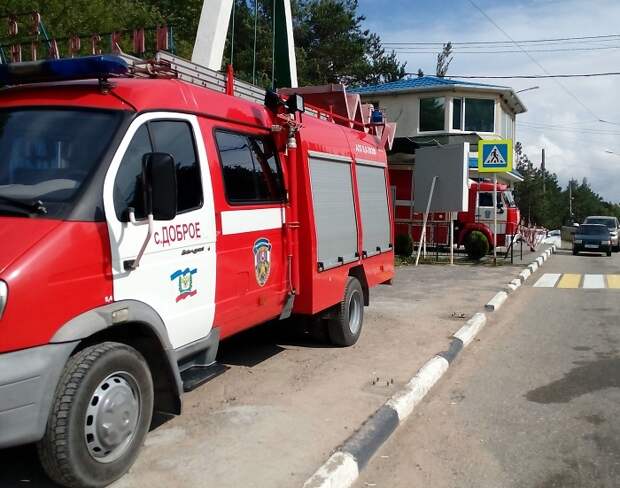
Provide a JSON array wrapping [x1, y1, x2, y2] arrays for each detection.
[[0, 108, 123, 218]]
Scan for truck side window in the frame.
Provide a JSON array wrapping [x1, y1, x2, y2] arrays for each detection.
[[149, 120, 203, 213], [113, 120, 203, 221], [215, 130, 284, 204], [113, 124, 152, 221], [478, 192, 493, 207]]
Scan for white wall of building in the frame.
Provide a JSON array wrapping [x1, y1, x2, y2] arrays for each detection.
[[362, 90, 515, 140]]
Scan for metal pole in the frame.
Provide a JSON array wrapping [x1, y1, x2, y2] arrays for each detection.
[[415, 176, 437, 266], [493, 173, 497, 265], [569, 182, 573, 222], [449, 215, 454, 265], [541, 148, 546, 194], [252, 0, 258, 85]]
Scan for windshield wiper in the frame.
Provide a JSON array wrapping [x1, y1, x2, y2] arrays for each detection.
[[0, 195, 47, 215]]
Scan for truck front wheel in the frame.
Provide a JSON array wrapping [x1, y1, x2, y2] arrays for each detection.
[[38, 342, 154, 488], [327, 276, 364, 347]]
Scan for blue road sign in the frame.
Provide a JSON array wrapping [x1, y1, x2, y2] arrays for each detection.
[[478, 140, 513, 173]]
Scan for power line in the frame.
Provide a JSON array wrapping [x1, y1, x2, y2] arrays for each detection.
[[466, 0, 613, 126], [383, 33, 620, 45], [519, 122, 620, 135], [403, 71, 620, 79], [394, 46, 620, 54]]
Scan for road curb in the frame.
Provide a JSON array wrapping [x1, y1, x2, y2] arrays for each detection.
[[302, 245, 555, 488], [485, 291, 508, 311]]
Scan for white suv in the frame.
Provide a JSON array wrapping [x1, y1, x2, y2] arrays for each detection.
[[583, 216, 620, 251]]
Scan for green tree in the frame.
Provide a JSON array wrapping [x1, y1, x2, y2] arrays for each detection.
[[2, 0, 162, 58], [3, 0, 405, 88], [514, 142, 619, 229]]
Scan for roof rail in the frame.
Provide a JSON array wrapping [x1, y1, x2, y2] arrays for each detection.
[[123, 51, 396, 147]]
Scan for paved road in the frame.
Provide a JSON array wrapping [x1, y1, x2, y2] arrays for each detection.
[[356, 250, 620, 488], [0, 262, 527, 488]]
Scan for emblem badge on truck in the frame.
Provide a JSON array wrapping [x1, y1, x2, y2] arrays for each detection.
[[170, 268, 198, 302], [253, 238, 272, 287]]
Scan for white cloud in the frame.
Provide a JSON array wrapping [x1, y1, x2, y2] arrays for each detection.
[[361, 0, 620, 202]]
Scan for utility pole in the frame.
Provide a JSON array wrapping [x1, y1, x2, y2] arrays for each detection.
[[569, 181, 573, 222], [541, 148, 546, 194]]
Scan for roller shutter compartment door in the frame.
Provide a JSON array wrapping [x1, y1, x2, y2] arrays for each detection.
[[309, 155, 358, 270], [356, 164, 391, 256]]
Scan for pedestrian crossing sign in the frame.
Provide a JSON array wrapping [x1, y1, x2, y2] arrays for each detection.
[[478, 139, 513, 173]]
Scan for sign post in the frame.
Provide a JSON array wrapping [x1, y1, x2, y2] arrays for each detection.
[[478, 139, 513, 265]]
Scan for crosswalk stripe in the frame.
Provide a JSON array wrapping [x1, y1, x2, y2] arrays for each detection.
[[583, 274, 606, 289], [533, 273, 561, 288], [607, 274, 620, 289], [557, 274, 581, 289]]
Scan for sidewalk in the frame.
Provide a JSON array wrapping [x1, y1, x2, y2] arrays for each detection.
[[0, 260, 540, 488]]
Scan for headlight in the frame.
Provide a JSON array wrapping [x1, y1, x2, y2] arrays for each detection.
[[0, 281, 7, 320], [602, 240, 611, 245], [574, 239, 582, 244]]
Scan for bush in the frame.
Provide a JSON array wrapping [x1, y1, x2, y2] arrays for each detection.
[[395, 233, 414, 257], [464, 231, 489, 260]]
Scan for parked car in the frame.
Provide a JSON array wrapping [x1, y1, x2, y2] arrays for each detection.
[[573, 224, 613, 256], [583, 216, 620, 251]]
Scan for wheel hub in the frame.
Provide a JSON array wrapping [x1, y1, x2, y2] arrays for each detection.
[[348, 290, 362, 335], [84, 372, 141, 463]]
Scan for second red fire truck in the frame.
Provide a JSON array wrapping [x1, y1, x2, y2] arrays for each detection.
[[391, 168, 520, 253]]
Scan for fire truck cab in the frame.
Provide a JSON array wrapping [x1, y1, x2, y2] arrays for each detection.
[[0, 55, 394, 487], [456, 180, 520, 249]]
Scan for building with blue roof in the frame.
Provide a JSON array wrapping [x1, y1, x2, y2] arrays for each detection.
[[350, 74, 526, 183], [350, 74, 527, 247]]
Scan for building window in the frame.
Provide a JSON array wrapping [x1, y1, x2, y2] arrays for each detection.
[[215, 130, 285, 204], [419, 97, 445, 132], [452, 98, 463, 130], [464, 98, 495, 132], [502, 110, 514, 139]]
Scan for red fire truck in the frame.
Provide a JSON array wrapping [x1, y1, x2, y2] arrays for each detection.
[[391, 168, 520, 252], [0, 54, 394, 487]]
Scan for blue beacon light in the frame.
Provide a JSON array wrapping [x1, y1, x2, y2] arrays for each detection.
[[0, 55, 129, 86]]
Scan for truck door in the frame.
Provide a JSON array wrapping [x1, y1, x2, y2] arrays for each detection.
[[208, 127, 287, 337], [103, 113, 217, 349], [476, 190, 508, 239]]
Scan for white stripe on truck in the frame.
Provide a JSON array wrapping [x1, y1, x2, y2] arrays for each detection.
[[221, 208, 285, 235]]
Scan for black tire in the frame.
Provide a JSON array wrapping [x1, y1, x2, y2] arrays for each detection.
[[37, 342, 154, 488], [327, 277, 364, 347], [306, 315, 329, 343]]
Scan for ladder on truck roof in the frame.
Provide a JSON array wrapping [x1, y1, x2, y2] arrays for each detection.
[[124, 51, 396, 150]]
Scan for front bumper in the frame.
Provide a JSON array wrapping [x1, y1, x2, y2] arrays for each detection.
[[574, 243, 610, 253], [0, 342, 76, 449]]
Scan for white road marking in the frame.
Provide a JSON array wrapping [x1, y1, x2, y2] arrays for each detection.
[[583, 274, 606, 289], [533, 273, 561, 288]]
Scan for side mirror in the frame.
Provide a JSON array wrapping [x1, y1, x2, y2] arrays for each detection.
[[142, 152, 177, 221]]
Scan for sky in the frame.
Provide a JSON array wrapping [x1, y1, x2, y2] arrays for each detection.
[[356, 0, 620, 203]]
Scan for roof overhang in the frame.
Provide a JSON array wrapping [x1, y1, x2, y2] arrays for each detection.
[[357, 84, 527, 115], [468, 167, 524, 183]]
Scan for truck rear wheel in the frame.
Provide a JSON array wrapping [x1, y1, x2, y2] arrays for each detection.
[[327, 277, 364, 347], [38, 342, 154, 488]]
